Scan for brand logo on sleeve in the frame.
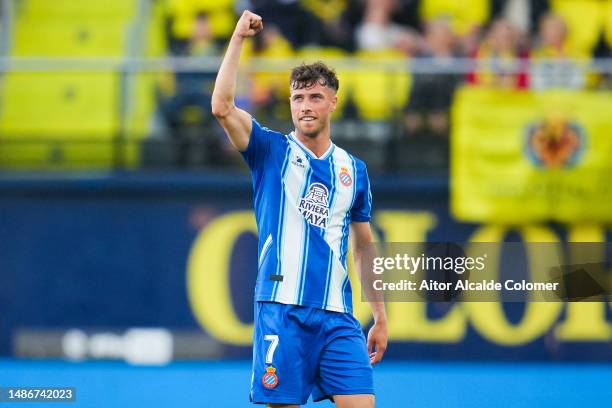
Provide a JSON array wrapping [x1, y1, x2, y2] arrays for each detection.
[[298, 182, 329, 228]]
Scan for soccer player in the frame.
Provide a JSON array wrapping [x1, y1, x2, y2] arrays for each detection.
[[212, 10, 388, 408]]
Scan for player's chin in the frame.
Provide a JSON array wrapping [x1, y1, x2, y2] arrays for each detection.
[[299, 124, 321, 138]]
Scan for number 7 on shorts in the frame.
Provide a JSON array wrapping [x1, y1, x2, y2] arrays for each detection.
[[264, 334, 279, 364]]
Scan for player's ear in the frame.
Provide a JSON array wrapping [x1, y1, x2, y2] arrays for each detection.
[[330, 94, 338, 112]]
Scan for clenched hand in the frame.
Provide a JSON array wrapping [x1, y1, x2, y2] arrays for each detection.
[[234, 10, 263, 39]]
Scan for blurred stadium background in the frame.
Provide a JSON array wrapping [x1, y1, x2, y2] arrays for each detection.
[[0, 0, 611, 406]]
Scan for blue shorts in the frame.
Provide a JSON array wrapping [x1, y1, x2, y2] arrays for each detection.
[[250, 301, 374, 405]]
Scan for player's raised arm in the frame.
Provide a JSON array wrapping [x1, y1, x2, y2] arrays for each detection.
[[211, 10, 263, 151], [350, 221, 388, 365]]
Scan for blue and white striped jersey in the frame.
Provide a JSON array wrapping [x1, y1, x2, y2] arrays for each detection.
[[241, 118, 372, 314]]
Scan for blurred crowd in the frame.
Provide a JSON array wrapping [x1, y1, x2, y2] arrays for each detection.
[[155, 0, 612, 170]]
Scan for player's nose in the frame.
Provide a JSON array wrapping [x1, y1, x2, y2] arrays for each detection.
[[300, 103, 312, 113]]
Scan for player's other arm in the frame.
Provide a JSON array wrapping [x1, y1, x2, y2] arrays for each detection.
[[211, 10, 263, 151], [350, 221, 388, 365]]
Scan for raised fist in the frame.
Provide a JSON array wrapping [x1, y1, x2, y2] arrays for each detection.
[[234, 10, 263, 38]]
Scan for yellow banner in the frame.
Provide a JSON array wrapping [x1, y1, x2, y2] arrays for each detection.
[[451, 86, 612, 223]]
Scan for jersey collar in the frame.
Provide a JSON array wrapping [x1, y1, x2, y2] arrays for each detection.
[[289, 132, 335, 160]]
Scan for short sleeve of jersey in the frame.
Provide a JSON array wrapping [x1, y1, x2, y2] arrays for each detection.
[[350, 160, 372, 222], [240, 117, 274, 170]]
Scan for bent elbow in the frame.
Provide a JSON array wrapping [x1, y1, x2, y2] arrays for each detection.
[[211, 99, 233, 118], [211, 106, 225, 118]]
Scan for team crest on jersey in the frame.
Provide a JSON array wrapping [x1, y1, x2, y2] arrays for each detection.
[[339, 167, 352, 186], [298, 182, 330, 228], [262, 366, 279, 389]]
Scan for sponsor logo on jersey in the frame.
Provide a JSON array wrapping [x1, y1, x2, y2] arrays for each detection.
[[262, 366, 279, 389], [298, 182, 330, 228], [339, 167, 352, 186]]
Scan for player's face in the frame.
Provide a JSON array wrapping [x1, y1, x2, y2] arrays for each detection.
[[289, 81, 337, 138]]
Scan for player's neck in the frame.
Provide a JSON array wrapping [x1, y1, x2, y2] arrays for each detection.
[[294, 129, 332, 159]]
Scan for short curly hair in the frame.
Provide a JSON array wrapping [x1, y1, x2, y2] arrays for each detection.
[[290, 61, 339, 92]]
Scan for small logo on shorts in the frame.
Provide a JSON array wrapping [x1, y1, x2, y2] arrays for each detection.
[[262, 366, 279, 389], [339, 167, 352, 186]]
